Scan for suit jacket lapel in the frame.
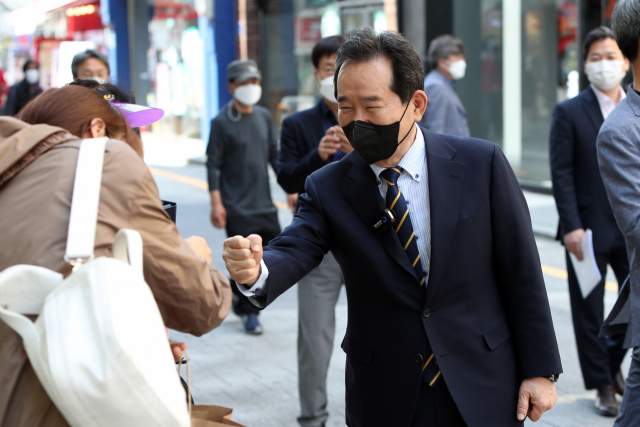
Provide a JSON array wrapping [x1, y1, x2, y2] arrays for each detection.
[[343, 155, 420, 282], [421, 129, 466, 307], [582, 87, 604, 132]]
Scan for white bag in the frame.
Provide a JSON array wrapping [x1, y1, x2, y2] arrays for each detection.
[[0, 138, 190, 427]]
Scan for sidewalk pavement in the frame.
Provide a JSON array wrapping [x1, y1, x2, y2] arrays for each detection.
[[147, 136, 629, 427]]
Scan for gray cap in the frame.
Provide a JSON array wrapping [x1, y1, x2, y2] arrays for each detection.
[[227, 59, 261, 83]]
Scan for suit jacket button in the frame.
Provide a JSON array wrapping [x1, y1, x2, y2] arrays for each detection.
[[423, 309, 431, 318], [415, 354, 423, 364]]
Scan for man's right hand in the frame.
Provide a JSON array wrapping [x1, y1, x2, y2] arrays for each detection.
[[223, 235, 263, 285], [318, 129, 340, 161], [211, 203, 227, 229], [564, 228, 585, 261]]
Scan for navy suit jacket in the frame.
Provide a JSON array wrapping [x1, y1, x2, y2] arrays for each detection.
[[549, 87, 626, 252], [261, 127, 562, 427], [277, 101, 331, 195]]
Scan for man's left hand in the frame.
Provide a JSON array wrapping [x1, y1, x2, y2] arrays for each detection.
[[170, 341, 186, 363], [330, 125, 353, 154], [517, 377, 557, 421]]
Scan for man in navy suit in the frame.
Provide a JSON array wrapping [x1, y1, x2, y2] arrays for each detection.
[[277, 35, 351, 427], [550, 26, 630, 416], [224, 28, 561, 427]]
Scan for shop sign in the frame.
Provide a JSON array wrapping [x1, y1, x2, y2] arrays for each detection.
[[66, 4, 96, 17], [298, 17, 322, 42]]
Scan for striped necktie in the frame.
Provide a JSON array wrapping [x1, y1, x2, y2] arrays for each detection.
[[381, 167, 441, 387], [380, 166, 427, 286]]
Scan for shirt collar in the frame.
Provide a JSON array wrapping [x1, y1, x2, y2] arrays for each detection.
[[370, 124, 426, 183], [591, 83, 626, 107]]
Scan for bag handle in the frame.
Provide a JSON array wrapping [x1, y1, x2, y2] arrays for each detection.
[[178, 349, 192, 415], [113, 229, 144, 278], [65, 138, 108, 269]]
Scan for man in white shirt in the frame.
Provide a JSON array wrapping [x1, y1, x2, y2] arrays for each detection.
[[549, 25, 630, 417]]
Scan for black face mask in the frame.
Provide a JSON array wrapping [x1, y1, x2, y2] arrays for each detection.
[[342, 102, 412, 165]]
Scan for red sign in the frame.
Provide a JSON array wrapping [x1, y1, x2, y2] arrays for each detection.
[[299, 17, 322, 42], [66, 2, 102, 37]]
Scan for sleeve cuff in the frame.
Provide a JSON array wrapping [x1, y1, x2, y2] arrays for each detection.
[[236, 259, 269, 298]]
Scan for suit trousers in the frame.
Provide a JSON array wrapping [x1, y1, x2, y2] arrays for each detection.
[[226, 212, 281, 316], [410, 376, 467, 427], [614, 347, 640, 427], [297, 253, 344, 427], [566, 247, 629, 389]]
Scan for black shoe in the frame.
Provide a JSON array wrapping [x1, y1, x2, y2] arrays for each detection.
[[613, 370, 626, 396], [242, 313, 263, 335], [595, 385, 619, 417]]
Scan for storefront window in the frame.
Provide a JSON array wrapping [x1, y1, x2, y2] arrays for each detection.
[[262, 0, 398, 124], [148, 0, 203, 138]]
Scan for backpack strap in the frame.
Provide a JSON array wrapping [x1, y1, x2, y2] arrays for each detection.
[[65, 138, 108, 268]]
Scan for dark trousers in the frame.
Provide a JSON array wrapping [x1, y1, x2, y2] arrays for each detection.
[[410, 377, 466, 427], [226, 212, 281, 316], [566, 247, 629, 390]]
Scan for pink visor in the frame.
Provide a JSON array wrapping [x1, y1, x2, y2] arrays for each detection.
[[110, 101, 164, 127]]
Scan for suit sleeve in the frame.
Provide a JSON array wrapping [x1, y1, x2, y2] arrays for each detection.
[[422, 84, 450, 134], [261, 175, 331, 305], [206, 119, 224, 192], [597, 124, 640, 249], [277, 116, 328, 194], [490, 144, 563, 379], [3, 85, 17, 117], [267, 112, 278, 173], [549, 103, 582, 235]]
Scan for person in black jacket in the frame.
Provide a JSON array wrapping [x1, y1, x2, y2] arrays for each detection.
[[549, 26, 630, 417], [3, 60, 42, 116], [276, 35, 350, 427]]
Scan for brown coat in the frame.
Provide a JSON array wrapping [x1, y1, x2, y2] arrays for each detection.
[[0, 117, 232, 427]]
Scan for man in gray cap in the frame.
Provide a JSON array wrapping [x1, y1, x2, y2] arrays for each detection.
[[206, 59, 280, 335]]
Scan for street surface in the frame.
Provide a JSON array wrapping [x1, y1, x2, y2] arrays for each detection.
[[144, 135, 632, 427]]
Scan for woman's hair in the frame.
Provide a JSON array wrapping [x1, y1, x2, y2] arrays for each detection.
[[17, 85, 143, 156], [68, 79, 141, 136]]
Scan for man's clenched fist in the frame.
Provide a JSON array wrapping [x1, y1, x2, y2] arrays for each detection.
[[222, 234, 263, 285]]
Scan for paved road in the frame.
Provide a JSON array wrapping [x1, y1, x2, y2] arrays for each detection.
[[148, 157, 631, 427]]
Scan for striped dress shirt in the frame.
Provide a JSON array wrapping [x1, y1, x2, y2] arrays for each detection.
[[370, 124, 431, 280]]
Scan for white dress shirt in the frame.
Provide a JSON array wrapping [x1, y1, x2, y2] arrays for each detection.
[[591, 84, 626, 120], [240, 123, 432, 297], [369, 125, 431, 276]]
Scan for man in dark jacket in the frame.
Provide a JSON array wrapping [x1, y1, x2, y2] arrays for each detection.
[[277, 35, 350, 427], [549, 26, 630, 417], [3, 60, 42, 116], [225, 28, 561, 427]]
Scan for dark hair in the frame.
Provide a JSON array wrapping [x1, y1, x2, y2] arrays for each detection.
[[311, 35, 345, 69], [18, 85, 143, 156], [611, 0, 640, 62], [22, 59, 37, 73], [583, 26, 616, 61], [334, 27, 424, 105], [68, 78, 136, 103], [427, 35, 465, 69], [68, 79, 141, 136], [71, 49, 110, 79]]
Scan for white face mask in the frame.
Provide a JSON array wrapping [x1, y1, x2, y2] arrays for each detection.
[[446, 59, 466, 80], [318, 76, 337, 103], [25, 69, 39, 84], [585, 60, 625, 91], [234, 83, 262, 106]]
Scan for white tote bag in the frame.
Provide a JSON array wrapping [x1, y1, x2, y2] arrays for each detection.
[[0, 138, 190, 427]]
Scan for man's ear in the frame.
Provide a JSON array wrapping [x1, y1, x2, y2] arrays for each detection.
[[313, 67, 320, 83], [227, 82, 235, 95], [411, 90, 428, 123], [89, 118, 106, 138]]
